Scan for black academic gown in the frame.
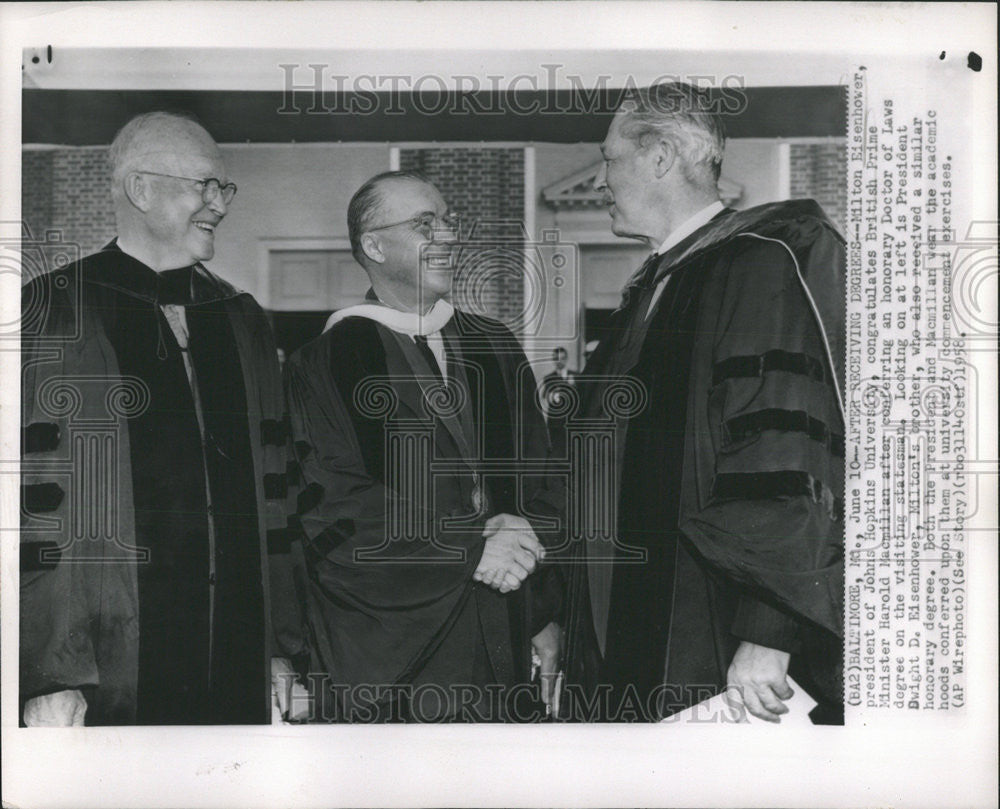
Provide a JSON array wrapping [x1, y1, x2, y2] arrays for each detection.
[[20, 242, 307, 725], [562, 200, 846, 722], [286, 309, 563, 722]]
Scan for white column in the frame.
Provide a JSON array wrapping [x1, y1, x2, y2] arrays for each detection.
[[777, 141, 792, 200]]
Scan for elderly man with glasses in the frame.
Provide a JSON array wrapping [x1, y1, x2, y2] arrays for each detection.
[[285, 170, 564, 723], [20, 111, 308, 726]]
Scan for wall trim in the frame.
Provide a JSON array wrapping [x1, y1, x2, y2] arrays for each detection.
[[557, 229, 635, 246], [21, 136, 847, 152], [724, 136, 847, 145]]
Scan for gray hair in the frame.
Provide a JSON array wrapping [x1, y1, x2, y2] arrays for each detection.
[[107, 111, 207, 195], [347, 169, 433, 265], [617, 82, 726, 184]]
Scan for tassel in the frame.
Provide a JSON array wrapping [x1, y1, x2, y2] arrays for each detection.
[[156, 316, 168, 360], [154, 293, 169, 360]]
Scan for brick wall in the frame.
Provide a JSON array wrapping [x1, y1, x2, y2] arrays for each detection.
[[22, 151, 54, 240], [400, 147, 526, 329], [790, 142, 847, 236], [22, 148, 115, 257]]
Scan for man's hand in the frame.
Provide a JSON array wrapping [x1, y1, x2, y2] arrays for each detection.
[[725, 641, 793, 722], [531, 621, 564, 716], [23, 690, 87, 726], [270, 657, 311, 723], [474, 513, 544, 593]]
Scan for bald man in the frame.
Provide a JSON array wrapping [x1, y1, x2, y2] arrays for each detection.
[[20, 112, 307, 725]]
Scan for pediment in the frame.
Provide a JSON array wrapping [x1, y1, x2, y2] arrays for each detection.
[[542, 161, 743, 208]]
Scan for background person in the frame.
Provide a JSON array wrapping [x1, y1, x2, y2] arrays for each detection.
[[539, 346, 579, 456]]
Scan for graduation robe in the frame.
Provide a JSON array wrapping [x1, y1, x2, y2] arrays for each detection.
[[563, 199, 845, 721], [285, 308, 563, 721], [20, 242, 308, 725]]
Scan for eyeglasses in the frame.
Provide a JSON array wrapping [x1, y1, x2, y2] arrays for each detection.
[[366, 211, 461, 240], [135, 171, 238, 205]]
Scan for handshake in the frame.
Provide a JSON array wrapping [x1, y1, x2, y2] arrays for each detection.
[[472, 513, 545, 594]]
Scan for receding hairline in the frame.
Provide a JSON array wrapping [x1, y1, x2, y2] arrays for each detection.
[[369, 173, 439, 202], [369, 175, 445, 222], [109, 113, 221, 181]]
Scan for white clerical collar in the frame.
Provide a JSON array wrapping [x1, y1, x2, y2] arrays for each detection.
[[323, 297, 455, 335], [655, 200, 725, 256]]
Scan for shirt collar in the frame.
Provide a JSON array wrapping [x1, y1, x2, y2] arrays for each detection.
[[655, 200, 726, 256]]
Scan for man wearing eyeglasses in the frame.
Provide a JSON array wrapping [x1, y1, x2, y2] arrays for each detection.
[[20, 111, 307, 725], [285, 170, 564, 722]]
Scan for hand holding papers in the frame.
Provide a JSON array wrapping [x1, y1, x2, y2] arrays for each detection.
[[664, 675, 818, 726]]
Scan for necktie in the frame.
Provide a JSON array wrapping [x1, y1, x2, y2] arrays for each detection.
[[413, 334, 443, 381], [615, 252, 662, 313]]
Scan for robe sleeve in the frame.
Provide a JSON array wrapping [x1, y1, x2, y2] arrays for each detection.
[[222, 293, 311, 674], [19, 275, 133, 711], [247, 305, 312, 672], [265, 501, 311, 674], [21, 334, 101, 697], [680, 233, 845, 643]]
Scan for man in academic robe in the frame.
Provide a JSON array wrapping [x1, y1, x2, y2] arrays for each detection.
[[285, 171, 563, 722], [561, 82, 845, 723], [20, 112, 308, 726]]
